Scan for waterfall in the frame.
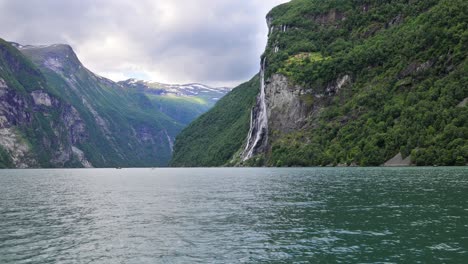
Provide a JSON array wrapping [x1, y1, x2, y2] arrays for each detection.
[[242, 58, 268, 161]]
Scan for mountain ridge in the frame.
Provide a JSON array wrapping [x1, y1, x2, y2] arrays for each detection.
[[118, 79, 231, 101], [0, 39, 229, 168], [171, 0, 468, 167]]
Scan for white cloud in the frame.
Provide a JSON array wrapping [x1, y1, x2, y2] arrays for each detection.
[[0, 0, 289, 87]]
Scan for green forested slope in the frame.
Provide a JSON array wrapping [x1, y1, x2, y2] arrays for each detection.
[[170, 75, 259, 167], [267, 0, 468, 166], [171, 0, 468, 167]]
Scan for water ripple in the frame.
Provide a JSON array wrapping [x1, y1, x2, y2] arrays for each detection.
[[0, 167, 467, 263]]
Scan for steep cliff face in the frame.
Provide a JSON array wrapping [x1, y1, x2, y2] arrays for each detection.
[[265, 73, 352, 134], [170, 0, 468, 167], [0, 40, 90, 168], [22, 43, 186, 167], [0, 76, 89, 168], [1, 39, 190, 167], [0, 80, 35, 168], [265, 74, 308, 134], [252, 0, 467, 166]]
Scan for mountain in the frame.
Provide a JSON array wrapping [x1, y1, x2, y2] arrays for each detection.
[[118, 79, 231, 125], [119, 79, 231, 101], [171, 0, 468, 167], [170, 75, 259, 166], [0, 40, 226, 168]]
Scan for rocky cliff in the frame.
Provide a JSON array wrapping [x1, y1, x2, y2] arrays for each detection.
[[0, 39, 224, 168]]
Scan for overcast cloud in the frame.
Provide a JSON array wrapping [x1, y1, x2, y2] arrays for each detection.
[[0, 0, 289, 87]]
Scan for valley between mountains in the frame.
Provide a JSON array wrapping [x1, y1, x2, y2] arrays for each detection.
[[0, 40, 230, 168], [1, 0, 467, 168]]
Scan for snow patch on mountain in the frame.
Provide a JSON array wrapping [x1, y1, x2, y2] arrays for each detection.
[[119, 79, 232, 102]]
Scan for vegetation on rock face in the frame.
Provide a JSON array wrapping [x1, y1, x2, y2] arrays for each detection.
[[1, 40, 219, 168], [0, 146, 13, 168], [1, 39, 230, 168], [0, 41, 182, 167], [266, 0, 467, 166], [0, 39, 47, 94], [25, 46, 182, 167], [170, 75, 259, 167], [170, 0, 468, 167]]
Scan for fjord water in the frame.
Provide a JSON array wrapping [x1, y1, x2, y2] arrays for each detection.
[[0, 168, 467, 263]]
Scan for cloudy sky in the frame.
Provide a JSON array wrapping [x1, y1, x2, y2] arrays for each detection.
[[0, 0, 289, 87]]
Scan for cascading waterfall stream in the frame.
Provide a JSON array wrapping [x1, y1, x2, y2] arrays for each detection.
[[242, 58, 268, 161]]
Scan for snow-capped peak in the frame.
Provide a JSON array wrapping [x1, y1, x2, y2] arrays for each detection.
[[119, 79, 232, 101]]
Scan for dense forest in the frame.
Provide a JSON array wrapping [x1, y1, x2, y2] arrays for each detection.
[[171, 0, 467, 167]]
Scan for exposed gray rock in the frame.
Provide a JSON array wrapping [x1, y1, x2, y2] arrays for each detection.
[[265, 74, 310, 134], [44, 57, 63, 72], [326, 75, 351, 95], [400, 60, 434, 78], [51, 144, 72, 166], [82, 98, 111, 135], [0, 78, 7, 89], [457, 97, 468, 107], [0, 79, 90, 167], [0, 87, 31, 128], [0, 128, 37, 168], [416, 60, 433, 72], [383, 153, 412, 167], [0, 78, 8, 101], [264, 74, 352, 135], [31, 90, 53, 106], [387, 14, 403, 27], [311, 9, 346, 25], [72, 146, 93, 168], [61, 105, 87, 144], [0, 116, 7, 127]]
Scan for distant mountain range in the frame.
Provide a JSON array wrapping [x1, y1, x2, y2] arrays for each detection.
[[0, 40, 230, 168], [119, 79, 231, 101]]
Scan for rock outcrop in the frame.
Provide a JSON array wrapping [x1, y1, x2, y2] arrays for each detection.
[[259, 73, 351, 146], [0, 75, 92, 167], [457, 98, 468, 107], [383, 153, 412, 167], [265, 74, 310, 134], [31, 90, 54, 107]]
